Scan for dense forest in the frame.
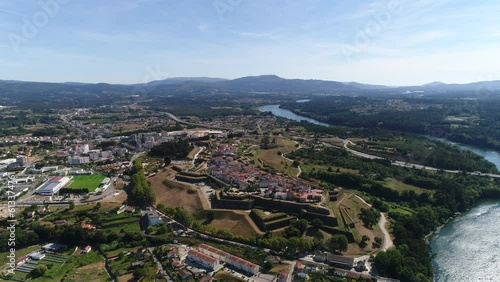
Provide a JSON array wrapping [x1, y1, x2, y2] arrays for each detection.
[[148, 139, 193, 159], [350, 137, 498, 173], [282, 96, 500, 150]]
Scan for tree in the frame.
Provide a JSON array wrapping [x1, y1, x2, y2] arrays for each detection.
[[127, 159, 156, 206], [69, 201, 75, 210], [30, 265, 47, 278], [311, 218, 324, 229], [263, 261, 273, 272], [358, 240, 367, 248], [373, 248, 404, 278], [283, 227, 302, 238], [359, 208, 380, 229], [206, 211, 215, 222], [156, 225, 168, 235], [291, 219, 308, 234], [327, 234, 348, 253], [93, 202, 101, 211], [173, 207, 193, 227]]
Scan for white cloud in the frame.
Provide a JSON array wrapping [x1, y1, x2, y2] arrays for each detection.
[[400, 30, 452, 47], [77, 30, 153, 43], [198, 23, 208, 31], [231, 31, 278, 39]]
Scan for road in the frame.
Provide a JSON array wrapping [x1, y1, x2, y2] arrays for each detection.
[[148, 247, 174, 282], [342, 140, 500, 179], [189, 146, 205, 169], [150, 206, 270, 253], [131, 151, 145, 163], [166, 112, 236, 131], [354, 195, 393, 251], [378, 213, 393, 251]]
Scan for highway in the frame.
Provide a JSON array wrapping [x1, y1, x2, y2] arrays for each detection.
[[166, 112, 236, 131], [341, 140, 500, 179]]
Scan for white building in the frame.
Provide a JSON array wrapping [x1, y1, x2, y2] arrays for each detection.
[[227, 255, 260, 275], [89, 151, 101, 161], [68, 156, 90, 165], [198, 244, 260, 275], [75, 144, 89, 154], [101, 151, 113, 158], [97, 177, 112, 192], [34, 176, 71, 195]]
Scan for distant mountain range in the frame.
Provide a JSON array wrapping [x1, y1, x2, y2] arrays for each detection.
[[1, 75, 499, 96]]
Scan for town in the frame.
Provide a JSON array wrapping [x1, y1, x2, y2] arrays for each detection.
[[0, 105, 391, 282]]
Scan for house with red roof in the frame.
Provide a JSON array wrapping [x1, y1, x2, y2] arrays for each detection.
[[82, 245, 92, 254], [187, 249, 220, 270]]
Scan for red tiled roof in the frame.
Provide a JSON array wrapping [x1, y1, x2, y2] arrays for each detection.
[[50, 176, 63, 182], [278, 272, 288, 280], [199, 244, 258, 270], [106, 253, 119, 259], [199, 275, 213, 282], [188, 250, 218, 264]]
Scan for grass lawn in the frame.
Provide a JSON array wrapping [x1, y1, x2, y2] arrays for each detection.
[[66, 174, 106, 192], [4, 250, 103, 282], [301, 163, 359, 175], [107, 251, 156, 277], [207, 210, 262, 236], [213, 271, 245, 282], [64, 260, 110, 282], [204, 242, 266, 266], [382, 178, 433, 195], [253, 138, 300, 177], [100, 212, 141, 233], [42, 202, 121, 223], [36, 252, 103, 282], [390, 206, 416, 215]]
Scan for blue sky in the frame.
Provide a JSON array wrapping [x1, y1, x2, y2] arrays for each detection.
[[1, 0, 500, 86]]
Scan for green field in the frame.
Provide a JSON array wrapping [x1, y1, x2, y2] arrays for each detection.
[[100, 212, 141, 233], [66, 174, 106, 192], [4, 250, 85, 282]]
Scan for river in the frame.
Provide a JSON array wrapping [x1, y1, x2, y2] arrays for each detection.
[[260, 103, 500, 282], [430, 138, 500, 172], [430, 141, 500, 281], [259, 104, 332, 127]]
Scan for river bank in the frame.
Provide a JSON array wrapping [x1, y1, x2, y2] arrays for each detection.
[[260, 102, 500, 281]]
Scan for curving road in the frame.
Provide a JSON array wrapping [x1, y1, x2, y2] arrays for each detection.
[[355, 195, 393, 251], [342, 140, 500, 179], [166, 112, 236, 131]]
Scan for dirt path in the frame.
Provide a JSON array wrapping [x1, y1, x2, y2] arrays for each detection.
[[379, 213, 393, 251], [355, 195, 394, 251]]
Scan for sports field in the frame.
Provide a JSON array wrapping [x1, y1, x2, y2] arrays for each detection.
[[66, 174, 106, 192]]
